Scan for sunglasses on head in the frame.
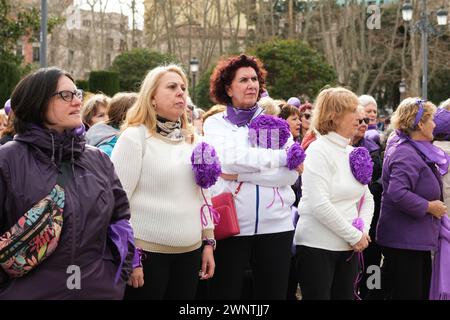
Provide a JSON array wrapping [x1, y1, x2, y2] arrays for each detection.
[[302, 113, 311, 120], [358, 118, 370, 125]]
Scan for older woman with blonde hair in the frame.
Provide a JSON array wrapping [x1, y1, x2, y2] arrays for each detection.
[[377, 98, 447, 300], [295, 87, 374, 300], [111, 64, 215, 300]]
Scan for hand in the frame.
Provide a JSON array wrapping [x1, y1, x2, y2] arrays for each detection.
[[296, 163, 304, 175], [352, 233, 370, 252], [127, 267, 144, 288], [428, 200, 447, 219], [221, 173, 238, 181], [199, 245, 215, 280]]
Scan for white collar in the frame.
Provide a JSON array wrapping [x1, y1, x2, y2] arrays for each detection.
[[323, 131, 350, 149]]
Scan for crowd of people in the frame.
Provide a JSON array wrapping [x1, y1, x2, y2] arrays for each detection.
[[0, 53, 449, 300]]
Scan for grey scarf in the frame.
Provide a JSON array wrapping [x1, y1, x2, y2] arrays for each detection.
[[156, 115, 183, 142]]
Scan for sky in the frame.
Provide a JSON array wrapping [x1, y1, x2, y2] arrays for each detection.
[[75, 0, 145, 29]]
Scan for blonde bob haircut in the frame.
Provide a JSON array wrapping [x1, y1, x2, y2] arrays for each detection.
[[312, 87, 359, 135], [122, 64, 194, 142], [391, 97, 436, 136]]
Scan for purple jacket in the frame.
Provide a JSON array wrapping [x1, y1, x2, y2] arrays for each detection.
[[0, 125, 134, 299], [365, 125, 381, 146], [376, 139, 442, 251]]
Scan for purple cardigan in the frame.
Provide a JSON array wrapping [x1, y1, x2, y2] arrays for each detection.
[[376, 139, 442, 251]]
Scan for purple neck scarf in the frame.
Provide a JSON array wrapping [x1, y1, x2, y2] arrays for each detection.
[[224, 103, 260, 127], [396, 130, 450, 175]]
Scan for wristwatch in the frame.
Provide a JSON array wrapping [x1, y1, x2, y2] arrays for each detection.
[[202, 238, 217, 250]]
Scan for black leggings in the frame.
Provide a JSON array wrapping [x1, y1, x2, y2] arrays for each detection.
[[296, 245, 358, 300], [124, 248, 201, 300], [209, 231, 294, 300], [380, 246, 431, 300]]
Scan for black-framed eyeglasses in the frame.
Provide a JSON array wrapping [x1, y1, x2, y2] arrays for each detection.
[[303, 113, 311, 120], [358, 118, 370, 125], [52, 89, 83, 102]]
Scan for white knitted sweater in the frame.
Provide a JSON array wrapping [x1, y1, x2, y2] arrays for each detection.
[[111, 125, 214, 253]]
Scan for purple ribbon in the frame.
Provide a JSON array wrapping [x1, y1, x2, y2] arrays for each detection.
[[414, 99, 425, 127], [200, 189, 220, 227], [347, 195, 366, 300], [266, 187, 285, 208]]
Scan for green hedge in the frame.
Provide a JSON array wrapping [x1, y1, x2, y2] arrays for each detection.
[[88, 70, 120, 96], [75, 79, 89, 91], [0, 61, 21, 106]]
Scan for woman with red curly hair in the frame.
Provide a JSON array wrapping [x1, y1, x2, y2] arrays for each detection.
[[203, 54, 300, 299]]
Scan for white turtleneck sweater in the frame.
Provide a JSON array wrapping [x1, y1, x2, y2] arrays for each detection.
[[111, 125, 214, 254], [294, 132, 374, 251]]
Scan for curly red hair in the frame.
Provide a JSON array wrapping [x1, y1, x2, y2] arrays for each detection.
[[209, 54, 267, 105]]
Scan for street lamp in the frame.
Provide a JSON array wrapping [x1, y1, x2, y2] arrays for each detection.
[[402, 0, 448, 100], [189, 57, 199, 104], [399, 80, 407, 94], [40, 0, 47, 67]]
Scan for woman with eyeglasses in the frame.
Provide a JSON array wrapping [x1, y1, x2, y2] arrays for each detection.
[[0, 67, 136, 299], [377, 98, 447, 299], [351, 105, 384, 299]]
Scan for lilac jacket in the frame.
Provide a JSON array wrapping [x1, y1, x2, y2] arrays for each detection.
[[365, 125, 381, 146], [0, 125, 134, 299], [376, 139, 442, 251]]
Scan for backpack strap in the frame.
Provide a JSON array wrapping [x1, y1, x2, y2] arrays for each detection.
[[139, 125, 147, 158]]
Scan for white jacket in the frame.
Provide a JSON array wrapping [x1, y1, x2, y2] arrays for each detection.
[[203, 109, 298, 236]]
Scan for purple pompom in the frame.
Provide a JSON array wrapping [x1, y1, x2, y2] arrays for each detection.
[[349, 147, 373, 185], [352, 217, 364, 231], [191, 142, 222, 189], [248, 115, 290, 149], [286, 142, 306, 170]]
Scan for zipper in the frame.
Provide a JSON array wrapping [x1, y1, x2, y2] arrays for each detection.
[[0, 214, 52, 261], [254, 185, 260, 234], [0, 207, 50, 258]]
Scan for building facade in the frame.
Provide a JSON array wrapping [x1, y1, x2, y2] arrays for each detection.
[[15, 0, 142, 80]]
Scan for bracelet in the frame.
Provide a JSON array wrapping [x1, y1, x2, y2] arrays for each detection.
[[202, 238, 216, 250]]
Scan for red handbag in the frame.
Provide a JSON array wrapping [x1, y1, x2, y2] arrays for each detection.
[[211, 182, 243, 240]]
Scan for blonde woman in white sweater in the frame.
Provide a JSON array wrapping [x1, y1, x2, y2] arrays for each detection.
[[295, 87, 374, 300], [111, 65, 215, 300]]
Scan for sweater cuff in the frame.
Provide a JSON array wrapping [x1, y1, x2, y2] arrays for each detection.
[[202, 228, 215, 240], [348, 230, 363, 246]]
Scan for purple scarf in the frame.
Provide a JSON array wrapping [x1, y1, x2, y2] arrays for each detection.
[[396, 130, 450, 176], [430, 215, 450, 300], [224, 104, 261, 127], [108, 219, 136, 283]]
